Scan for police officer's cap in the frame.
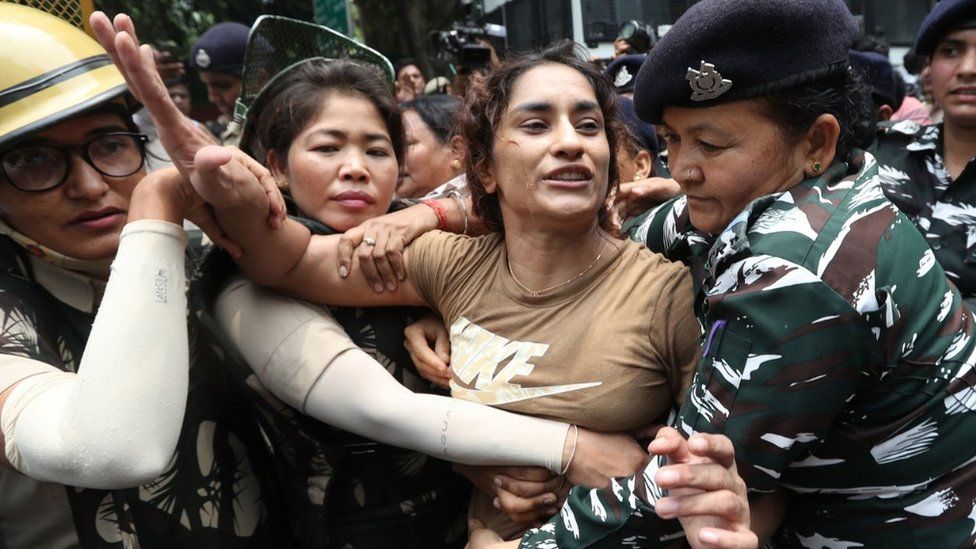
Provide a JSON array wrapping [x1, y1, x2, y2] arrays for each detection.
[[604, 55, 646, 94], [618, 96, 658, 154], [914, 0, 976, 57], [189, 22, 250, 76], [850, 50, 899, 110], [633, 0, 857, 124]]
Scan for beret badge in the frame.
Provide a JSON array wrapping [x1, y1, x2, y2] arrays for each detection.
[[686, 60, 731, 101], [195, 48, 212, 69], [614, 66, 634, 88]]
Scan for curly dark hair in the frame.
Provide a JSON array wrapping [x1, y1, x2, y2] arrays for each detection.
[[459, 40, 623, 233]]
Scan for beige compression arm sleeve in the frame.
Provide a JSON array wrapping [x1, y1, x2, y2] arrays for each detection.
[[216, 278, 568, 473], [1, 220, 188, 489]]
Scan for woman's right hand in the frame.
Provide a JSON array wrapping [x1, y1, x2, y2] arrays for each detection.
[[336, 203, 439, 291], [403, 313, 452, 388], [565, 428, 648, 488]]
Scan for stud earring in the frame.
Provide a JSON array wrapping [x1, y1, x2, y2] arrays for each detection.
[[812, 161, 822, 173]]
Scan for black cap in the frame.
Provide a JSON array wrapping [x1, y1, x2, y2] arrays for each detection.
[[850, 50, 898, 110], [604, 54, 646, 94], [633, 0, 857, 124], [189, 22, 250, 76], [914, 0, 976, 57], [617, 96, 658, 153]]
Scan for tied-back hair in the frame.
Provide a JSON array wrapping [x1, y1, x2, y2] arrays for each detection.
[[251, 59, 405, 169], [401, 95, 462, 144], [460, 40, 624, 233], [756, 68, 875, 164]]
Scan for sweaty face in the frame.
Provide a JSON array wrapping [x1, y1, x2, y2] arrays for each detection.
[[399, 109, 458, 198], [486, 63, 611, 232], [397, 65, 425, 95], [0, 112, 139, 260], [930, 28, 976, 128], [661, 101, 805, 234], [273, 93, 398, 232], [199, 71, 242, 117]]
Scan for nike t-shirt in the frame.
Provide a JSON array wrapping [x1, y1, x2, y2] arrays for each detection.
[[408, 231, 700, 432]]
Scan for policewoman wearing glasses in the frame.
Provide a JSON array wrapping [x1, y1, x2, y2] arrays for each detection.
[[0, 6, 289, 548]]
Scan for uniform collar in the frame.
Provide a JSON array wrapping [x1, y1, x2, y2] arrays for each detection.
[[0, 218, 108, 313]]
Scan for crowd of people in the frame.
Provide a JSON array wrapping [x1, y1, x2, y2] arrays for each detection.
[[0, 0, 974, 547]]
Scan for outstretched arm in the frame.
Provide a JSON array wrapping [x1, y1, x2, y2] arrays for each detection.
[[215, 276, 649, 486], [90, 11, 439, 308]]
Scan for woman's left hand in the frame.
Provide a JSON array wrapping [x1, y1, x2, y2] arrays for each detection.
[[337, 204, 439, 292]]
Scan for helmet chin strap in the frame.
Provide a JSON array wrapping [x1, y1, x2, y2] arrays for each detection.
[[0, 218, 113, 279]]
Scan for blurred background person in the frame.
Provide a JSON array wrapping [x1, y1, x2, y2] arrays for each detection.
[[395, 58, 426, 102], [189, 21, 249, 145], [398, 95, 465, 198]]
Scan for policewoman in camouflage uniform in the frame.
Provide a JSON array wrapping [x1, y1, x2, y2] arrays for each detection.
[[512, 0, 976, 547], [872, 0, 976, 307], [0, 6, 288, 548]]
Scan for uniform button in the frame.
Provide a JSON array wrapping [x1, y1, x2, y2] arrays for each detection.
[[931, 238, 943, 250]]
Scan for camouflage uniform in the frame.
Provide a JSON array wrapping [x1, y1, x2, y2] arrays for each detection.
[[520, 152, 976, 548], [871, 120, 976, 307], [0, 237, 289, 549]]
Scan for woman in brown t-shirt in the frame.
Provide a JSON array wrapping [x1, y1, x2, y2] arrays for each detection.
[[113, 39, 702, 541]]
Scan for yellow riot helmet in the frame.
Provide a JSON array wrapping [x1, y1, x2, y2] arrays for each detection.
[[0, 3, 131, 148]]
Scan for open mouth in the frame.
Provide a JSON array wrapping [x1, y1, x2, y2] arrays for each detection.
[[544, 165, 594, 185]]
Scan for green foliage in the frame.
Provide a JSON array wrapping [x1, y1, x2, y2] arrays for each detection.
[[94, 0, 314, 60]]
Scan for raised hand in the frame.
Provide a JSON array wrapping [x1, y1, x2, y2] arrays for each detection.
[[90, 12, 209, 174], [89, 12, 285, 233]]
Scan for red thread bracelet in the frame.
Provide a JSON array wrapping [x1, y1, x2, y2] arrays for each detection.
[[421, 199, 449, 231]]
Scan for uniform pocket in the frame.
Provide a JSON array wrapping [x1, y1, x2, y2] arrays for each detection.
[[686, 320, 752, 433]]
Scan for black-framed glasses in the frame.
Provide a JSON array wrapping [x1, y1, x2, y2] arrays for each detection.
[[0, 132, 149, 193]]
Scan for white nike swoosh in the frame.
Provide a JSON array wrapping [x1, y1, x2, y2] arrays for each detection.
[[450, 381, 603, 406]]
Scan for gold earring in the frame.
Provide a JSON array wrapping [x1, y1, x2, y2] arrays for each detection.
[[450, 159, 461, 170], [812, 161, 822, 173], [278, 178, 289, 190]]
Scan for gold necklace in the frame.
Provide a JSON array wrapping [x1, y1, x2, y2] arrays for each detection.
[[506, 239, 609, 297]]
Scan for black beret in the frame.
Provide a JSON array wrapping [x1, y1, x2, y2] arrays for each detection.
[[915, 0, 976, 57], [850, 50, 898, 109], [604, 54, 646, 94], [633, 0, 858, 124], [189, 22, 250, 76], [618, 96, 659, 153]]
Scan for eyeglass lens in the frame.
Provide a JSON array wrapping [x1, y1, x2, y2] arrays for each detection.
[[1, 134, 145, 191]]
